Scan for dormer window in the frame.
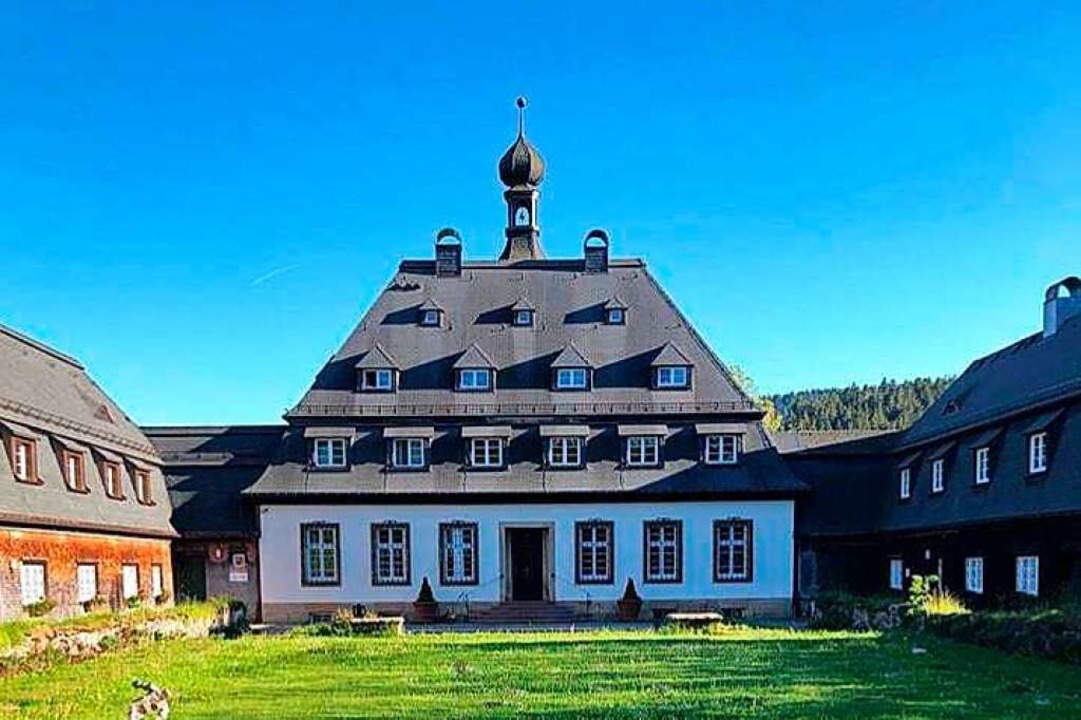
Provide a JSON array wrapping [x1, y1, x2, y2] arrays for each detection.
[[899, 468, 912, 500], [1029, 432, 1048, 474], [360, 369, 395, 392], [62, 450, 87, 492], [10, 436, 38, 484], [457, 368, 493, 392], [420, 309, 441, 327], [391, 438, 427, 469], [655, 366, 691, 389], [133, 468, 153, 505], [704, 435, 739, 465], [606, 307, 625, 325], [931, 459, 945, 493], [626, 436, 660, 468], [312, 438, 348, 469], [513, 309, 534, 327], [102, 461, 124, 499], [555, 368, 589, 390], [547, 437, 584, 469], [468, 438, 505, 469]]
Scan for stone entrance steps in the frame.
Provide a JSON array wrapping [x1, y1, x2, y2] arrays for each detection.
[[472, 601, 578, 624]]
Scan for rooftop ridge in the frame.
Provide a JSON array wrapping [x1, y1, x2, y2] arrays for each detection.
[[0, 395, 159, 458], [398, 257, 646, 272], [0, 322, 84, 370], [142, 424, 287, 434]]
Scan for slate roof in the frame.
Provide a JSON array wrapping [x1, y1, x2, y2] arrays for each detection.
[[550, 343, 592, 369], [145, 425, 285, 537], [452, 343, 497, 369], [290, 258, 757, 419], [245, 420, 808, 501], [650, 342, 692, 367], [0, 323, 175, 538], [354, 344, 399, 370]]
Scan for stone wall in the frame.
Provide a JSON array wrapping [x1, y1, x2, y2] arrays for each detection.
[[0, 527, 173, 621]]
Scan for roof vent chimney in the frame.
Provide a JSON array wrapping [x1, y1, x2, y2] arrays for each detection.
[[1043, 276, 1081, 338], [583, 229, 610, 273], [435, 228, 463, 277]]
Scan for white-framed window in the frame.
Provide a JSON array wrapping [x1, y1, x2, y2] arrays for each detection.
[[12, 437, 34, 482], [391, 438, 427, 469], [76, 563, 98, 604], [555, 368, 588, 389], [121, 564, 139, 600], [372, 523, 410, 586], [469, 438, 504, 468], [313, 438, 348, 468], [931, 459, 945, 493], [513, 309, 533, 327], [606, 308, 625, 325], [656, 366, 690, 388], [626, 436, 660, 467], [644, 520, 682, 583], [63, 451, 86, 491], [458, 369, 492, 391], [974, 447, 991, 485], [151, 565, 164, 599], [576, 521, 613, 584], [714, 519, 752, 582], [440, 522, 477, 585], [547, 437, 583, 468], [889, 558, 904, 590], [102, 461, 123, 498], [899, 468, 911, 499], [1028, 432, 1048, 474], [1016, 555, 1039, 596], [20, 561, 46, 606], [965, 557, 984, 594], [420, 309, 441, 326], [134, 469, 153, 505], [301, 523, 340, 586], [704, 435, 739, 465], [361, 368, 395, 391]]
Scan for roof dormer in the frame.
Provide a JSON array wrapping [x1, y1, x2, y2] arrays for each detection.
[[650, 343, 693, 390], [604, 297, 628, 326], [453, 343, 497, 392], [551, 343, 593, 391], [418, 298, 444, 327], [511, 297, 536, 327], [355, 344, 400, 393]]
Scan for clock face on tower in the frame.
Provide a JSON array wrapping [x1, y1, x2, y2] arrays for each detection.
[[515, 206, 531, 226]]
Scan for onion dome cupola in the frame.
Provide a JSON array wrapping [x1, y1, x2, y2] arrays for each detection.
[[498, 97, 546, 263]]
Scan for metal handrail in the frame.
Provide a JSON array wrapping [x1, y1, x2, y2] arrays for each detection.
[[289, 399, 757, 418]]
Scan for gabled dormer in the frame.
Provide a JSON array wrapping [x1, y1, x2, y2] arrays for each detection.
[[453, 343, 497, 392], [355, 344, 399, 393], [604, 297, 628, 326], [650, 342, 693, 390], [551, 343, 593, 391], [511, 297, 535, 327], [417, 298, 444, 328]]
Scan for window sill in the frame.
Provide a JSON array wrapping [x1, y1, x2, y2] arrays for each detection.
[[643, 578, 683, 585], [308, 465, 350, 473], [386, 466, 430, 473], [440, 579, 480, 587], [301, 580, 341, 588], [372, 580, 412, 587], [703, 461, 739, 468], [66, 484, 92, 495], [14, 477, 44, 486], [714, 577, 753, 584], [575, 577, 615, 586]]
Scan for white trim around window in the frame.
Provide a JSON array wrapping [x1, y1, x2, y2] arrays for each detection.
[[121, 564, 139, 600], [899, 468, 912, 500], [76, 563, 98, 604], [457, 368, 492, 391], [704, 435, 739, 465], [20, 561, 46, 606], [974, 447, 991, 485], [391, 438, 427, 469], [360, 368, 395, 391], [468, 438, 504, 468], [372, 523, 411, 586], [312, 438, 348, 469], [555, 368, 589, 390], [965, 557, 984, 594], [889, 558, 904, 590], [625, 436, 660, 467], [655, 366, 690, 389], [547, 437, 584, 468], [931, 459, 945, 493], [1028, 432, 1048, 474], [1016, 555, 1039, 596]]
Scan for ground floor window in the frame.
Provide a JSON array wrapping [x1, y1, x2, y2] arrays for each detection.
[[964, 557, 984, 594], [713, 519, 752, 582], [20, 561, 46, 606], [889, 558, 904, 590], [575, 521, 614, 584], [1016, 555, 1039, 596], [121, 564, 139, 600], [439, 522, 478, 585], [76, 563, 98, 604], [644, 520, 682, 583], [372, 523, 411, 586], [301, 523, 340, 586], [151, 564, 164, 599]]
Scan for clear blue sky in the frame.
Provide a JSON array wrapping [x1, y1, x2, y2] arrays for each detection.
[[2, 3, 1080, 425]]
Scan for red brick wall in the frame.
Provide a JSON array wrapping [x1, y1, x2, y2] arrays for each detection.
[[0, 527, 172, 621]]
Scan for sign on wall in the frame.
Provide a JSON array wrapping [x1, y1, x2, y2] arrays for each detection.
[[229, 552, 249, 583]]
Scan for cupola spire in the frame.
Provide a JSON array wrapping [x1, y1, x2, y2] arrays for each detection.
[[498, 96, 545, 262]]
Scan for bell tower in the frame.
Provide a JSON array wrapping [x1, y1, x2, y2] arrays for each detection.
[[497, 97, 546, 262]]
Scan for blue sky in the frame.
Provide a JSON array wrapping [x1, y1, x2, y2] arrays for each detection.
[[2, 3, 1080, 425]]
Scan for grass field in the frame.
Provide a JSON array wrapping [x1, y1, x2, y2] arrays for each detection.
[[2, 628, 1080, 719]]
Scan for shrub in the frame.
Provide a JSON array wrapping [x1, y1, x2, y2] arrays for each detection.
[[809, 592, 898, 631], [924, 590, 969, 617], [927, 608, 1081, 664], [25, 599, 56, 618]]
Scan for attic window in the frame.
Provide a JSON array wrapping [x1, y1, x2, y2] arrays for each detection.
[[102, 461, 124, 499], [420, 309, 442, 327], [10, 437, 39, 484], [360, 369, 396, 392], [606, 308, 625, 325], [513, 309, 534, 327], [943, 399, 961, 416], [62, 450, 87, 492], [555, 368, 589, 390], [655, 366, 691, 389], [134, 469, 153, 505], [457, 368, 493, 392]]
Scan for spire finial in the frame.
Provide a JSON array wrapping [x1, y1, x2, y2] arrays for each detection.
[[516, 96, 527, 137]]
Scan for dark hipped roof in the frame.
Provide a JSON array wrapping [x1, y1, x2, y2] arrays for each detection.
[[452, 343, 497, 370], [146, 425, 285, 537], [290, 259, 757, 419], [0, 323, 175, 538], [354, 344, 399, 370], [550, 343, 592, 369]]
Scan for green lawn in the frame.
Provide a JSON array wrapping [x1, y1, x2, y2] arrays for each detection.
[[2, 628, 1080, 719]]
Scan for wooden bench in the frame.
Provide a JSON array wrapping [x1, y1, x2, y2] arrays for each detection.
[[664, 612, 726, 631]]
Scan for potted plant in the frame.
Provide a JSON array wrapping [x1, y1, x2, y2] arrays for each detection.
[[413, 577, 439, 623], [616, 578, 643, 621]]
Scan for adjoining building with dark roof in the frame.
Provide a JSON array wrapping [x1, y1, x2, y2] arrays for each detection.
[[791, 278, 1081, 605], [240, 100, 807, 622], [0, 323, 175, 621], [144, 425, 284, 619]]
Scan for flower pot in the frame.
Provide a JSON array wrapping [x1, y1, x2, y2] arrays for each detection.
[[413, 600, 439, 623], [617, 598, 642, 622]]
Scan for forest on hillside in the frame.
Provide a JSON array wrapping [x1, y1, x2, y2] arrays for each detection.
[[765, 377, 954, 431]]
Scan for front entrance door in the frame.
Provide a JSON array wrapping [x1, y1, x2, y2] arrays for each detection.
[[174, 555, 207, 602], [508, 528, 545, 601]]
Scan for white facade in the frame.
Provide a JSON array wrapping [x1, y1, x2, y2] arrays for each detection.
[[259, 500, 795, 617]]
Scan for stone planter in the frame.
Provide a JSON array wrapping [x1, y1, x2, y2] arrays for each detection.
[[616, 598, 642, 622], [413, 601, 439, 623]]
